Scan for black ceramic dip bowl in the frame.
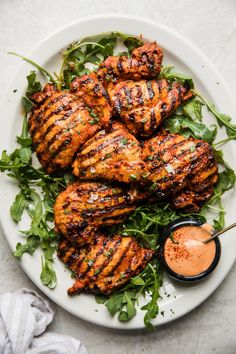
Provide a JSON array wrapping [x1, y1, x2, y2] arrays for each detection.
[[158, 217, 221, 283]]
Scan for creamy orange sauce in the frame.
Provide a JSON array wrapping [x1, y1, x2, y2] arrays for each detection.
[[164, 225, 216, 277]]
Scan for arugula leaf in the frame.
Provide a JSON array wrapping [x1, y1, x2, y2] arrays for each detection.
[[22, 96, 34, 113], [194, 91, 236, 142], [105, 292, 124, 316], [9, 52, 56, 84], [40, 256, 57, 289], [95, 294, 109, 304], [28, 190, 43, 227], [25, 71, 42, 97], [159, 65, 194, 88], [13, 236, 40, 258], [164, 115, 217, 144], [101, 259, 162, 329], [10, 191, 28, 222], [59, 32, 143, 88], [141, 264, 160, 329], [183, 99, 203, 121]]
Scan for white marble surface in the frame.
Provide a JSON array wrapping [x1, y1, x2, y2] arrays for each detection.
[[0, 0, 236, 353]]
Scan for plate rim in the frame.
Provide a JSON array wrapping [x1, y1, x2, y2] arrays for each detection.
[[0, 13, 236, 330]]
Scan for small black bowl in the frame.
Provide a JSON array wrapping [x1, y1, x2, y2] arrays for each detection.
[[158, 217, 221, 283]]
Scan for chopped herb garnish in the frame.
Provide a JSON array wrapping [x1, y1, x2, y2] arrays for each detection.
[[130, 174, 137, 180], [104, 153, 112, 159], [120, 138, 129, 146], [88, 259, 95, 267], [89, 118, 99, 125]]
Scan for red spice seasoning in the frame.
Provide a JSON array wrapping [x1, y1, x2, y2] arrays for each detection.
[[164, 225, 216, 277]]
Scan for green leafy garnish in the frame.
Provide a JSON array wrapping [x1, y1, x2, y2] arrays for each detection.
[[58, 32, 143, 88], [8, 52, 56, 84], [96, 259, 162, 329], [160, 65, 194, 88]]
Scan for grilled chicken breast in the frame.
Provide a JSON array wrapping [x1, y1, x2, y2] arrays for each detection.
[[107, 79, 192, 137], [29, 74, 111, 174], [97, 42, 163, 83], [29, 94, 110, 174], [72, 122, 149, 183], [58, 233, 154, 295], [142, 133, 218, 211], [54, 182, 138, 246]]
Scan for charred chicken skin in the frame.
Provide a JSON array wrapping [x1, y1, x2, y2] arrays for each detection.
[[142, 133, 218, 211], [107, 79, 192, 137], [97, 42, 163, 83], [72, 122, 149, 183], [29, 75, 111, 174], [58, 233, 154, 295], [54, 181, 138, 247]]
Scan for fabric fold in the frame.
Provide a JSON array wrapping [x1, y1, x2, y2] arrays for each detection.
[[0, 288, 87, 354]]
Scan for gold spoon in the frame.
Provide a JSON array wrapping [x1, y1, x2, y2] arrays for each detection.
[[203, 221, 236, 244]]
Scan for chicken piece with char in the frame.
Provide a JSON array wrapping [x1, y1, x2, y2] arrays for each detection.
[[58, 233, 154, 295], [142, 133, 218, 211], [107, 79, 192, 137], [97, 42, 163, 83], [29, 75, 111, 174], [70, 72, 112, 124], [72, 122, 149, 183], [54, 182, 138, 247]]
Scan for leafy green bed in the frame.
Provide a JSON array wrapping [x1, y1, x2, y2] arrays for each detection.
[[1, 32, 235, 329]]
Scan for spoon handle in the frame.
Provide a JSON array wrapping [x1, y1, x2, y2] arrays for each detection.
[[203, 221, 236, 244]]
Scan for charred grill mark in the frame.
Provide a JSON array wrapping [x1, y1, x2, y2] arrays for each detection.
[[106, 238, 133, 276], [157, 80, 164, 94], [74, 184, 111, 197], [79, 237, 111, 279], [169, 93, 177, 111], [82, 203, 133, 218], [66, 252, 84, 269], [123, 86, 133, 106], [150, 138, 188, 163], [81, 77, 93, 85], [153, 146, 212, 186], [83, 134, 125, 159], [113, 93, 123, 115], [161, 103, 167, 117], [41, 105, 82, 141], [146, 81, 154, 100], [30, 93, 70, 134], [93, 84, 101, 95], [117, 57, 124, 73], [100, 211, 133, 223], [66, 220, 89, 236], [136, 85, 144, 105], [158, 134, 175, 146], [91, 238, 122, 280], [50, 137, 72, 159], [128, 112, 136, 122], [150, 107, 156, 131]]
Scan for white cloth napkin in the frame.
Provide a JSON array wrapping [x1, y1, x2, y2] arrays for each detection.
[[0, 288, 88, 354]]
